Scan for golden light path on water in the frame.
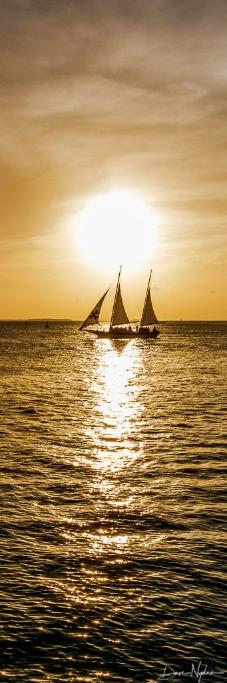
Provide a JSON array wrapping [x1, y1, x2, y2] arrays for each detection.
[[91, 339, 143, 472], [83, 339, 161, 561], [60, 341, 142, 560]]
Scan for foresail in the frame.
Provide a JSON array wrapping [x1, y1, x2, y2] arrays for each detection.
[[79, 289, 109, 330], [140, 289, 158, 326], [111, 283, 130, 327]]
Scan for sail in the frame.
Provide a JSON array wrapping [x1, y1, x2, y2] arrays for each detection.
[[110, 270, 130, 327], [79, 289, 109, 330], [140, 289, 158, 326], [111, 283, 130, 326], [140, 270, 158, 327]]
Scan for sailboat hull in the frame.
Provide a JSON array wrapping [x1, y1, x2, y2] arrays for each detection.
[[85, 328, 160, 339]]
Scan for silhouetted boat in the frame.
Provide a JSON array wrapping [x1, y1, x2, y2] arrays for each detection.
[[79, 268, 160, 339]]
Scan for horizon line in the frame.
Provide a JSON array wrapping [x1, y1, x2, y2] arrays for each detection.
[[0, 319, 227, 323]]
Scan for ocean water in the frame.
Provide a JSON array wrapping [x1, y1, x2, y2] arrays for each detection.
[[0, 321, 226, 683]]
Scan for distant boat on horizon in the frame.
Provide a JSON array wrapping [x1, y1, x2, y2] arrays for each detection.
[[79, 267, 160, 339]]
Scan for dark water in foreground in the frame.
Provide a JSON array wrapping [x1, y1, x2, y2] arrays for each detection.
[[0, 321, 226, 683]]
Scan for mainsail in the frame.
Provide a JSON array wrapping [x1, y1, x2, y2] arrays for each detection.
[[110, 267, 130, 327], [79, 289, 109, 330], [140, 270, 158, 327]]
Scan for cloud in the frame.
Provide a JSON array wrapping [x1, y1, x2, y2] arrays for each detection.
[[0, 0, 227, 241]]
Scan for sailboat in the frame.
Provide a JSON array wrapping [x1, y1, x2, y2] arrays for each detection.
[[79, 267, 160, 338]]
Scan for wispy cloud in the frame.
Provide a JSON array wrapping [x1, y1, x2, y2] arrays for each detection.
[[0, 0, 227, 241]]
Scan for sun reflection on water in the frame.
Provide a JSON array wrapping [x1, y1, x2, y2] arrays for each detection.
[[89, 339, 144, 474], [90, 533, 129, 555]]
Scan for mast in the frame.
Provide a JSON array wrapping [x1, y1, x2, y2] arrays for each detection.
[[110, 265, 122, 329], [140, 269, 152, 327]]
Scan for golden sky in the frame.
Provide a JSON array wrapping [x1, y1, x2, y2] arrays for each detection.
[[1, 0, 227, 320]]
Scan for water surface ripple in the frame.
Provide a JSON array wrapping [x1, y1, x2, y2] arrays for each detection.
[[0, 321, 226, 682]]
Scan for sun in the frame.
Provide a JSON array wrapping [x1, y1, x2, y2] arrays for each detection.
[[73, 190, 157, 273]]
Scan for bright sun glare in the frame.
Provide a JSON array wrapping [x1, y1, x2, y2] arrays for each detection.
[[74, 190, 157, 273]]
